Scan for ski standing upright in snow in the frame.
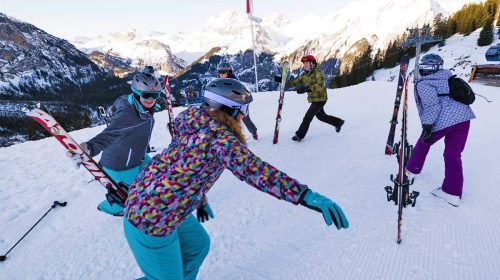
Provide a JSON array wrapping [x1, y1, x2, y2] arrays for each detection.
[[384, 55, 419, 244], [163, 76, 177, 139], [25, 107, 129, 206], [273, 61, 290, 144], [385, 55, 410, 155]]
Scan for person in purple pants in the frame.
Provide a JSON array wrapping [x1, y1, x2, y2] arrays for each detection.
[[406, 53, 475, 207]]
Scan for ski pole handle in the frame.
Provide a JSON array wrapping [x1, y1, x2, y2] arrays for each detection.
[[52, 201, 68, 208]]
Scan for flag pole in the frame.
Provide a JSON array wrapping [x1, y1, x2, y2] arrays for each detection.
[[250, 17, 259, 94], [247, 0, 260, 94]]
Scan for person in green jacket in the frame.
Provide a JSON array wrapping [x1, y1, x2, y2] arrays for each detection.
[[275, 55, 345, 141]]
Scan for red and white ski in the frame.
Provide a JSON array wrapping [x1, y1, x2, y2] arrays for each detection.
[[25, 108, 128, 206]]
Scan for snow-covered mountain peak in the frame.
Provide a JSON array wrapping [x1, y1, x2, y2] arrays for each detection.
[[203, 9, 251, 35]]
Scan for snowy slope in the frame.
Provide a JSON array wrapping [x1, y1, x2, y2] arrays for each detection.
[[1, 80, 499, 279], [373, 28, 500, 82]]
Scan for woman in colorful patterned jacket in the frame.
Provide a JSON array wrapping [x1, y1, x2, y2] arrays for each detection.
[[407, 53, 475, 207], [122, 78, 349, 280], [274, 55, 345, 142]]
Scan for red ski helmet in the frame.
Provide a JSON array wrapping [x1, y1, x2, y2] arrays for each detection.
[[301, 55, 317, 64]]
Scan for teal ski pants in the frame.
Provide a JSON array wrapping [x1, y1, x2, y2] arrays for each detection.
[[98, 155, 151, 215], [123, 215, 210, 280]]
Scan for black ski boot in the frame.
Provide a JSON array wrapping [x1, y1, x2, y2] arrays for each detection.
[[292, 134, 302, 142], [336, 120, 345, 133]]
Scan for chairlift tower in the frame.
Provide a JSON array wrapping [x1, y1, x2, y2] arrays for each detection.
[[401, 26, 442, 79]]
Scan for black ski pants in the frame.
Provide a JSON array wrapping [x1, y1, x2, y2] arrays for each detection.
[[295, 101, 343, 139]]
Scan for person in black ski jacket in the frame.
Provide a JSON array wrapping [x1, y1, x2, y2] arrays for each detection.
[[217, 62, 259, 140]]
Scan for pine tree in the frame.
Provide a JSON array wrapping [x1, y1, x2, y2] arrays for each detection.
[[433, 13, 448, 46], [478, 16, 495, 46], [447, 19, 458, 37]]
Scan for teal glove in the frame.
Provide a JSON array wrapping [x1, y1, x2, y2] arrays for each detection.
[[300, 190, 349, 230], [196, 203, 214, 223]]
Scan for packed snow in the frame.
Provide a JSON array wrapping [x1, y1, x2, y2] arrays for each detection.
[[1, 78, 499, 279]]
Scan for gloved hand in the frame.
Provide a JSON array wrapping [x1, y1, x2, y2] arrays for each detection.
[[196, 203, 214, 223], [296, 85, 311, 94], [274, 75, 282, 83], [66, 151, 83, 169], [421, 125, 433, 144], [299, 190, 349, 230]]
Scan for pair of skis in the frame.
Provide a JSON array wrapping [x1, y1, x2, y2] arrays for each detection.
[[384, 54, 419, 244]]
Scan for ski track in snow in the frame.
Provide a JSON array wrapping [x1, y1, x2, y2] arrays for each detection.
[[1, 81, 499, 279]]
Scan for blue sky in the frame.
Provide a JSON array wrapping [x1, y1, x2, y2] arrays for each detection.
[[1, 0, 467, 39]]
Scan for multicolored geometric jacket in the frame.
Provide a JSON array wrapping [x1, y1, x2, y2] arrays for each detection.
[[414, 69, 475, 132], [287, 66, 328, 103], [124, 107, 309, 236]]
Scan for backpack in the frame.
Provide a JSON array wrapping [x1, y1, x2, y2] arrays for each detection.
[[438, 75, 475, 105]]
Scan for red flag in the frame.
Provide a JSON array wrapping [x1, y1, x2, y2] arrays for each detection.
[[246, 0, 253, 14]]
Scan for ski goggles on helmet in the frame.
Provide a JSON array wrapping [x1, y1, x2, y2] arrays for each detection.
[[224, 104, 249, 118], [418, 64, 443, 76], [237, 104, 249, 116], [131, 87, 161, 100], [142, 66, 155, 75]]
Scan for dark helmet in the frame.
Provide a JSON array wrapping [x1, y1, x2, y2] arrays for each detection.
[[419, 53, 444, 76], [202, 78, 253, 118], [217, 62, 233, 73], [142, 65, 155, 75]]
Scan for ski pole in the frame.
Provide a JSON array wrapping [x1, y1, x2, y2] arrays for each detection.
[[0, 201, 67, 262]]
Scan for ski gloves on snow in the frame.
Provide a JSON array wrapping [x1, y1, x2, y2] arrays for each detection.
[[197, 203, 214, 223], [299, 190, 349, 230], [65, 142, 91, 169], [421, 125, 433, 144]]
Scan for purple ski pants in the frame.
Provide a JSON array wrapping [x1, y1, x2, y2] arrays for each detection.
[[406, 121, 470, 196]]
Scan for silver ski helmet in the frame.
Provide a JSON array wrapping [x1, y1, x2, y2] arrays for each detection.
[[419, 53, 444, 76], [131, 72, 162, 100], [202, 78, 252, 118]]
